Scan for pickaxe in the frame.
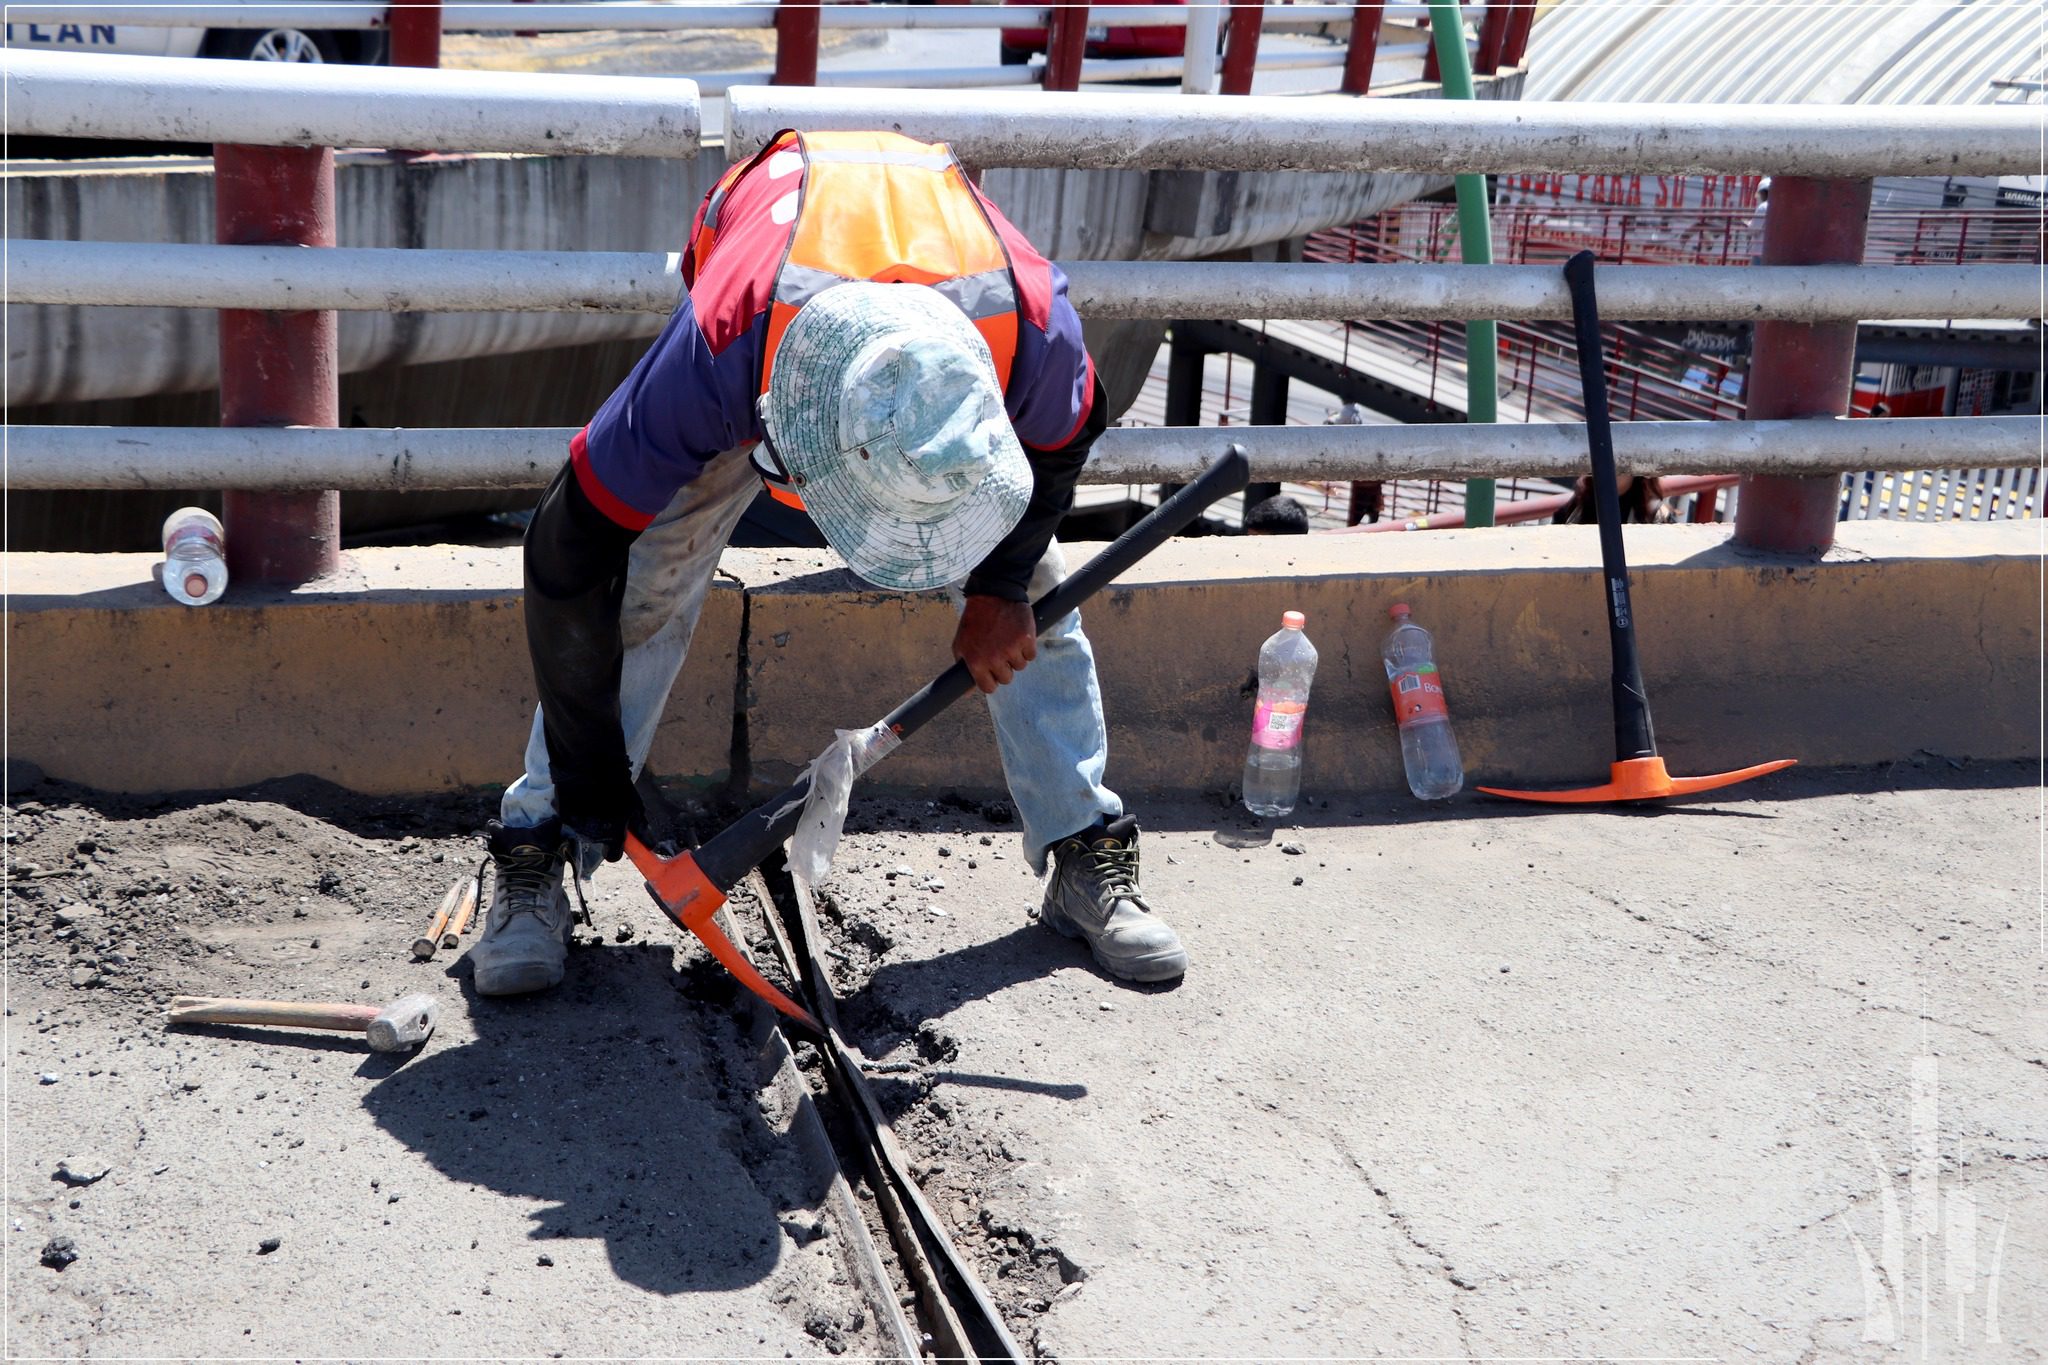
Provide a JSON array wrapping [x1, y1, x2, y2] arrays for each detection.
[[629, 446, 1253, 1032]]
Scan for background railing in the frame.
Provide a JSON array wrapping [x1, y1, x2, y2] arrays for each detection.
[[3, 46, 2040, 581]]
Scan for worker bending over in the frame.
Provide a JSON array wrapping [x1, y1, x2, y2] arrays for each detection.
[[471, 130, 1188, 996]]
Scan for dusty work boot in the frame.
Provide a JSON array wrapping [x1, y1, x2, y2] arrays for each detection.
[[469, 819, 574, 996], [1038, 815, 1188, 983]]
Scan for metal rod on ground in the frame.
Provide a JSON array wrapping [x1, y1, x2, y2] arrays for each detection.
[[1427, 0, 1498, 528], [1734, 175, 1875, 557], [1340, 0, 1384, 93], [214, 143, 339, 584]]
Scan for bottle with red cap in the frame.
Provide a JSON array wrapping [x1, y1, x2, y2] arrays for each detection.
[[159, 507, 228, 607], [1242, 610, 1318, 817], [1383, 602, 1462, 799]]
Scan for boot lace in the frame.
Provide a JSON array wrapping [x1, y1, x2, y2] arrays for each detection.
[[488, 843, 591, 928], [1083, 839, 1145, 906]]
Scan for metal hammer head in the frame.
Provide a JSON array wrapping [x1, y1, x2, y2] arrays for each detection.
[[365, 993, 440, 1052]]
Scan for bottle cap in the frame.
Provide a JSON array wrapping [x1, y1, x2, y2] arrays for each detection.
[[184, 573, 209, 601], [1388, 602, 1411, 620], [1282, 611, 1305, 630]]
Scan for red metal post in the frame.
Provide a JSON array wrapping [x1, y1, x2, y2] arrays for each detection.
[[1339, 1, 1383, 95], [215, 144, 341, 585], [774, 0, 820, 85], [1473, 0, 1510, 73], [1042, 3, 1088, 91], [1733, 175, 1874, 557], [388, 0, 441, 68], [1500, 0, 1537, 69], [1219, 0, 1263, 95]]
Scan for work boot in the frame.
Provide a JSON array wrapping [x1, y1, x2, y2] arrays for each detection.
[[1038, 815, 1188, 983], [469, 819, 574, 997]]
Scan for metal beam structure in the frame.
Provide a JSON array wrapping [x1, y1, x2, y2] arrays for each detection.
[[726, 87, 2041, 176], [11, 417, 2034, 493], [0, 50, 701, 157], [12, 241, 2038, 325]]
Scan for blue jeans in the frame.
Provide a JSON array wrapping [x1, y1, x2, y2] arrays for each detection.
[[502, 449, 1121, 872]]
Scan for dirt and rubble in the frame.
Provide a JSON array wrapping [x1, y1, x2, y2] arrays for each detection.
[[7, 760, 2044, 1360], [3, 772, 887, 1358]]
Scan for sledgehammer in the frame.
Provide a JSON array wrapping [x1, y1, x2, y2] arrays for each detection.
[[167, 993, 440, 1052], [628, 445, 1253, 1034]]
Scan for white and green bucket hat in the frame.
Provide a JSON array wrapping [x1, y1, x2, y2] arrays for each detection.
[[757, 281, 1031, 593]]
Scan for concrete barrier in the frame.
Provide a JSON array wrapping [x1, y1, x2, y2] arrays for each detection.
[[7, 548, 740, 799], [7, 520, 2035, 804]]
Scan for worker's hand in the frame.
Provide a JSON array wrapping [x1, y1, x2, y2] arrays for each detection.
[[558, 776, 649, 864], [954, 595, 1038, 694]]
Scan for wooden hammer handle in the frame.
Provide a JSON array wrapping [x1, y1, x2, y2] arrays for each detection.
[[168, 996, 380, 1033], [441, 873, 481, 948], [412, 876, 467, 959]]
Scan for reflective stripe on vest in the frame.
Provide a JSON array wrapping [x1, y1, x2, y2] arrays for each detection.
[[753, 130, 1021, 399]]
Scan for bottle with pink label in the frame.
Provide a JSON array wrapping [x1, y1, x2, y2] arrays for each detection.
[[159, 507, 228, 607], [1242, 610, 1318, 817], [1384, 602, 1463, 799]]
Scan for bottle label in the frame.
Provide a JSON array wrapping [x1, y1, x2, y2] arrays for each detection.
[[1252, 699, 1307, 751], [1388, 664, 1448, 728], [165, 522, 223, 557]]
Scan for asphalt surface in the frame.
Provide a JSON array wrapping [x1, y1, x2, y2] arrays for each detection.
[[7, 761, 2040, 1360]]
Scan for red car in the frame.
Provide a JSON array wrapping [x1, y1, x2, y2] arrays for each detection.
[[999, 0, 1189, 65]]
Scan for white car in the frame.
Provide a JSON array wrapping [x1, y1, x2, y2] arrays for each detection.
[[3, 5, 386, 63]]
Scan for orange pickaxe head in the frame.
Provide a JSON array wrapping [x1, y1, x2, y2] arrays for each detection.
[[1479, 755, 1797, 804], [624, 833, 822, 1035]]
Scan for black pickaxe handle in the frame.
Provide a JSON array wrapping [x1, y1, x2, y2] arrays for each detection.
[[1561, 251, 1658, 764], [630, 443, 1253, 1030]]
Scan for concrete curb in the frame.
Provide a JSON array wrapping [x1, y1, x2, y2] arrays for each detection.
[[8, 520, 2037, 801]]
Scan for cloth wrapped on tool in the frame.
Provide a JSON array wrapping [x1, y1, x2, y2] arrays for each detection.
[[784, 721, 904, 885]]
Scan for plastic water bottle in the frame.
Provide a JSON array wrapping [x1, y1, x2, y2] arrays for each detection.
[[1383, 603, 1462, 799], [1242, 610, 1318, 817], [160, 507, 228, 607]]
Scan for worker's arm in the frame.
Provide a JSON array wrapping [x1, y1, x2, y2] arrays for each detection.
[[525, 291, 761, 855], [953, 251, 1104, 691], [953, 378, 1106, 690]]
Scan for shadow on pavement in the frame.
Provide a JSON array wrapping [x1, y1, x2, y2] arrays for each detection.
[[361, 941, 821, 1296]]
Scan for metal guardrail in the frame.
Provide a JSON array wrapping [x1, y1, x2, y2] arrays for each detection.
[[0, 49, 701, 156], [726, 87, 2044, 176], [11, 241, 2042, 325], [10, 417, 2035, 491]]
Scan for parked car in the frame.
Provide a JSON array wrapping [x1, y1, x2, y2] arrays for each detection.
[[2, 4, 386, 63], [999, 0, 1188, 65]]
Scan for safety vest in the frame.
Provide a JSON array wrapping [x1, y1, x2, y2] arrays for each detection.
[[690, 130, 1024, 510]]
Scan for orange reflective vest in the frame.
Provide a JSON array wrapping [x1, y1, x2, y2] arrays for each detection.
[[692, 128, 1024, 412]]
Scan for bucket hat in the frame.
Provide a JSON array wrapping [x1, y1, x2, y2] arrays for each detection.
[[757, 281, 1030, 592]]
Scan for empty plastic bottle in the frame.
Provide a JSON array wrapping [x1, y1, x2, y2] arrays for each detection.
[[1384, 603, 1462, 799], [1242, 610, 1318, 817], [160, 507, 228, 607]]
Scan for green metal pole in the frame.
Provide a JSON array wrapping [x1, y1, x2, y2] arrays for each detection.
[[1427, 0, 1497, 527]]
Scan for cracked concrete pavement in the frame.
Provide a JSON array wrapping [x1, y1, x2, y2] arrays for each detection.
[[810, 762, 2043, 1362]]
